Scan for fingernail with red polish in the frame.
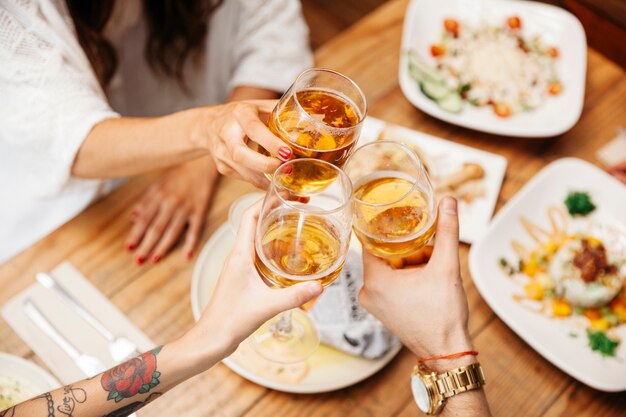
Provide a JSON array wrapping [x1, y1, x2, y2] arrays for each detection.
[[126, 243, 136, 251], [152, 254, 161, 263], [283, 164, 293, 174], [278, 147, 292, 160], [186, 251, 193, 260], [136, 256, 146, 265]]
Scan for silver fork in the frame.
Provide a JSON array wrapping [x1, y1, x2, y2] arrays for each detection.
[[23, 298, 106, 377], [36, 272, 140, 362]]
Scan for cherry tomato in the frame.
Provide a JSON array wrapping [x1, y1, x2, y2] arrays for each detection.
[[507, 16, 522, 30], [548, 81, 562, 95], [430, 44, 446, 57], [548, 47, 559, 58], [444, 18, 460, 37], [494, 103, 512, 118]]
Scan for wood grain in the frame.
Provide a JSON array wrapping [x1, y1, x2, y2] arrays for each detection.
[[1, 0, 625, 416]]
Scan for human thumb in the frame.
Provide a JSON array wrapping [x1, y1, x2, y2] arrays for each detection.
[[267, 281, 323, 314], [430, 196, 460, 265]]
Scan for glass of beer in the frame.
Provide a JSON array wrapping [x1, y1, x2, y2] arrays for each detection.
[[344, 141, 437, 262], [251, 158, 353, 363], [260, 68, 367, 190]]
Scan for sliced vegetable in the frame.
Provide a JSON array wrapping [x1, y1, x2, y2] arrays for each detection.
[[564, 191, 596, 216], [420, 80, 451, 100], [408, 51, 446, 84], [587, 330, 619, 357], [437, 92, 463, 114]]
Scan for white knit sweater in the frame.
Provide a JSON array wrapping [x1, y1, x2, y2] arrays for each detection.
[[0, 0, 313, 262]]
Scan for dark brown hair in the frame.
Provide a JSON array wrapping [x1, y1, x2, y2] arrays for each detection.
[[66, 0, 223, 90]]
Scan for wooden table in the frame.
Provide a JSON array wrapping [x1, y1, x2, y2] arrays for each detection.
[[2, 0, 625, 415]]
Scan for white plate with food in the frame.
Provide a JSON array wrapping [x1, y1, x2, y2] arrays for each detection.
[[399, 0, 586, 137], [469, 158, 626, 391], [0, 352, 59, 411], [361, 117, 507, 243], [191, 221, 402, 394]]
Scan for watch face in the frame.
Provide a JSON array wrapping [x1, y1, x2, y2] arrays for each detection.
[[411, 374, 431, 413]]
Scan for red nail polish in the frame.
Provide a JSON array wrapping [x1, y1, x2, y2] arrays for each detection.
[[136, 256, 146, 265], [186, 251, 193, 260], [152, 255, 161, 263], [283, 164, 293, 174], [297, 196, 310, 204], [130, 210, 139, 218], [126, 243, 136, 251], [278, 146, 292, 160]]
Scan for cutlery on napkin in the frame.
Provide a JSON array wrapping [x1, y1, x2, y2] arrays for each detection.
[[2, 262, 154, 384]]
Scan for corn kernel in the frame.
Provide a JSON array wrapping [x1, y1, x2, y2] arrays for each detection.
[[552, 299, 572, 317]]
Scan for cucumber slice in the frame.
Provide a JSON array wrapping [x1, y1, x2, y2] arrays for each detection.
[[437, 92, 463, 114], [420, 80, 451, 100], [408, 50, 445, 84]]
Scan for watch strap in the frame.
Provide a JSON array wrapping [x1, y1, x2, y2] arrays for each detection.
[[432, 362, 486, 398]]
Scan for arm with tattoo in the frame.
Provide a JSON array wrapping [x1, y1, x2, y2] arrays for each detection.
[[0, 204, 323, 417], [0, 340, 225, 417]]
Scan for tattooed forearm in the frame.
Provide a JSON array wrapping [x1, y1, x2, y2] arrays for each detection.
[[101, 347, 162, 403], [56, 385, 87, 416], [35, 392, 55, 417], [103, 392, 162, 417], [0, 407, 15, 417]]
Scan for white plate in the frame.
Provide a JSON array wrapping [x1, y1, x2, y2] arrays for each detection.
[[360, 117, 507, 243], [399, 0, 586, 137], [0, 352, 60, 407], [191, 222, 402, 393], [469, 158, 626, 391]]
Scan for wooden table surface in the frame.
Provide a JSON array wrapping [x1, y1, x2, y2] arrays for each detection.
[[2, 0, 626, 415]]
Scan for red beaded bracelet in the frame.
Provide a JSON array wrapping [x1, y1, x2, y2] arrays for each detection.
[[416, 350, 479, 363]]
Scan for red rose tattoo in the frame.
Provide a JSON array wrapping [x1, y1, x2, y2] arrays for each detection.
[[101, 347, 162, 403]]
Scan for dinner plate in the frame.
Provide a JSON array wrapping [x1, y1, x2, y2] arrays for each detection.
[[469, 158, 626, 391], [360, 117, 506, 243], [399, 0, 586, 137], [0, 352, 60, 408], [191, 221, 402, 394]]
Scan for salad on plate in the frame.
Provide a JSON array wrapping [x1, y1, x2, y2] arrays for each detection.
[[409, 16, 562, 117]]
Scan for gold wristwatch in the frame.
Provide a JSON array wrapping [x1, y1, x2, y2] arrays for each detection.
[[410, 362, 486, 415]]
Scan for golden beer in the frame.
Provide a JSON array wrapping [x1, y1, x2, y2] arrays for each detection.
[[255, 212, 346, 287], [352, 175, 437, 259]]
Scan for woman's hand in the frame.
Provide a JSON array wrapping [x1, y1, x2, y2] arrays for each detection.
[[183, 201, 324, 358], [126, 156, 218, 264], [359, 197, 472, 359], [197, 100, 293, 189]]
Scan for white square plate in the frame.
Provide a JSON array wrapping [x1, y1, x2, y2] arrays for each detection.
[[399, 0, 587, 137], [360, 117, 507, 243], [469, 158, 626, 391]]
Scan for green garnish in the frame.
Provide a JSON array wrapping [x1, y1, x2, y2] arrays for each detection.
[[568, 332, 578, 338], [564, 191, 596, 216], [587, 330, 619, 357]]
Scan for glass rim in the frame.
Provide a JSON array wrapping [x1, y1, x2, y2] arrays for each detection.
[[270, 158, 354, 215], [345, 140, 433, 208], [279, 68, 368, 152]]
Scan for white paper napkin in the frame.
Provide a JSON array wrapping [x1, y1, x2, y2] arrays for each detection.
[[1, 262, 154, 384]]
